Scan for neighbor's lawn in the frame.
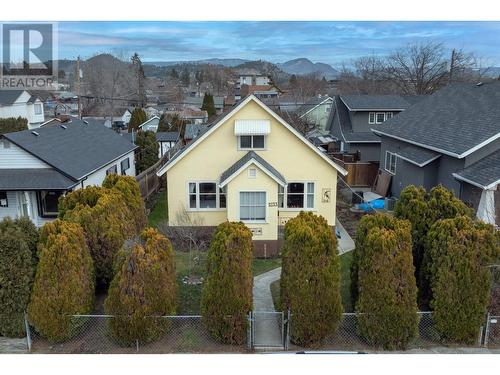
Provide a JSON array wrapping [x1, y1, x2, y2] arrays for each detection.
[[148, 190, 168, 228], [269, 252, 354, 313], [252, 257, 281, 276]]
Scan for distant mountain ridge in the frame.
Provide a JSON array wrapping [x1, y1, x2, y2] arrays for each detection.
[[277, 58, 339, 79]]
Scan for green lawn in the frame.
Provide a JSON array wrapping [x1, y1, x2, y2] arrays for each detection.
[[175, 250, 207, 315], [268, 252, 354, 313], [148, 190, 168, 228], [252, 257, 282, 276]]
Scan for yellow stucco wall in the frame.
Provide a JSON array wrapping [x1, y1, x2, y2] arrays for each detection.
[[165, 98, 339, 239]]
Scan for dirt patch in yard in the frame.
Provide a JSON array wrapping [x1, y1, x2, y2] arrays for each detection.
[[336, 197, 364, 239]]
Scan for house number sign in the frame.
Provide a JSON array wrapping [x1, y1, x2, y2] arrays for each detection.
[[268, 202, 278, 207]]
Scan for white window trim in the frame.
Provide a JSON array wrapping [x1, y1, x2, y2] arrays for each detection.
[[369, 112, 376, 124], [238, 190, 267, 224], [384, 151, 397, 175], [34, 103, 42, 115], [237, 135, 267, 151], [375, 112, 386, 124], [278, 181, 316, 211], [186, 181, 226, 211]]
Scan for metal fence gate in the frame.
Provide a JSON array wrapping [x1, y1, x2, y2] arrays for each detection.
[[484, 314, 500, 348], [248, 311, 288, 350]]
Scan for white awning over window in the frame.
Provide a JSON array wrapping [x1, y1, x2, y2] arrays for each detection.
[[234, 120, 271, 135]]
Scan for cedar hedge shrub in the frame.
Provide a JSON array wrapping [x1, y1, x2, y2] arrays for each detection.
[[201, 221, 253, 345], [28, 220, 94, 343], [105, 228, 176, 346], [0, 117, 28, 135], [102, 174, 147, 233], [280, 212, 343, 347], [395, 184, 473, 307], [58, 186, 134, 286], [426, 216, 500, 344], [0, 217, 38, 337], [353, 214, 418, 350]]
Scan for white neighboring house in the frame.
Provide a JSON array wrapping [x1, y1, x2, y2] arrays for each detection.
[[121, 108, 132, 125], [156, 132, 180, 158], [0, 90, 45, 129], [145, 106, 160, 118], [138, 116, 161, 132], [0, 119, 137, 227]]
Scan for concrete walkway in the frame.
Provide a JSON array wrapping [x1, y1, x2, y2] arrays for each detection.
[[253, 267, 283, 348], [336, 219, 355, 255], [0, 337, 28, 354]]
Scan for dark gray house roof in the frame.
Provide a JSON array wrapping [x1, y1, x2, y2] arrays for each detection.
[[372, 82, 500, 157], [156, 132, 179, 142], [0, 169, 78, 190], [220, 151, 286, 186], [340, 95, 414, 111], [2, 120, 138, 180], [395, 145, 441, 167], [328, 96, 380, 143], [453, 149, 500, 189], [0, 90, 25, 105]]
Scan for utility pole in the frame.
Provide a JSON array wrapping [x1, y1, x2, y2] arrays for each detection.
[[76, 56, 82, 119]]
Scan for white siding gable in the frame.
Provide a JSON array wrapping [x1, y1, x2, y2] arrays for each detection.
[[0, 140, 50, 169]]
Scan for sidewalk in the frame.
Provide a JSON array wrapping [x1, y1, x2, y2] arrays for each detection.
[[336, 219, 355, 255]]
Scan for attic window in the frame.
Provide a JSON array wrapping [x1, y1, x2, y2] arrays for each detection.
[[248, 168, 257, 179]]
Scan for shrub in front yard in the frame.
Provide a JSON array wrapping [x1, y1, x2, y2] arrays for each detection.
[[58, 186, 134, 286], [426, 216, 499, 344], [281, 212, 342, 347], [0, 218, 38, 337], [105, 228, 176, 346], [103, 174, 147, 233], [201, 221, 253, 345], [354, 214, 418, 350], [28, 220, 94, 343]]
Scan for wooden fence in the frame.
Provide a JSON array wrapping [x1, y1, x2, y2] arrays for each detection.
[[333, 157, 379, 187]]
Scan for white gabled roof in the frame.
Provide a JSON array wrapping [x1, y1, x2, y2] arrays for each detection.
[[156, 95, 347, 177]]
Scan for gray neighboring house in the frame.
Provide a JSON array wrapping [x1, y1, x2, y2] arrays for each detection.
[[156, 131, 180, 158], [328, 94, 421, 162], [372, 82, 500, 225], [0, 120, 137, 226]]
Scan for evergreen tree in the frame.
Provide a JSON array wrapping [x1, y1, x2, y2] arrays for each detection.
[[280, 212, 343, 347], [157, 113, 170, 132], [201, 222, 253, 345], [58, 186, 134, 286], [28, 220, 94, 343], [135, 130, 159, 173], [0, 117, 28, 135], [102, 174, 147, 234], [105, 228, 176, 346], [170, 68, 179, 79], [201, 93, 216, 117], [181, 67, 190, 86], [426, 217, 499, 344], [289, 74, 298, 87], [0, 218, 38, 337], [353, 214, 418, 350], [127, 107, 147, 133]]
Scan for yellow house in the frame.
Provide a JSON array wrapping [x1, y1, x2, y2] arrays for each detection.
[[157, 95, 347, 256]]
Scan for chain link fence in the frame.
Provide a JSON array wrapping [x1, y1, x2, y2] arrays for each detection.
[[27, 315, 246, 354], [484, 314, 500, 348], [287, 312, 482, 352]]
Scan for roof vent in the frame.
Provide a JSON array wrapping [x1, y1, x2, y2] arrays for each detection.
[[31, 131, 39, 136], [83, 120, 88, 125], [476, 82, 483, 86], [60, 124, 67, 129]]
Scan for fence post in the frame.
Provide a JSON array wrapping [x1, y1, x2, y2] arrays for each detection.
[[285, 309, 291, 350], [136, 339, 139, 352], [484, 312, 491, 347], [247, 311, 253, 350], [24, 312, 32, 352]]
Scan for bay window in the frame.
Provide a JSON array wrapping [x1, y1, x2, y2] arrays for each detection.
[[188, 182, 226, 210], [278, 182, 315, 209], [240, 191, 266, 222]]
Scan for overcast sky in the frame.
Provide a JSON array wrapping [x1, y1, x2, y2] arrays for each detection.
[[58, 21, 500, 67]]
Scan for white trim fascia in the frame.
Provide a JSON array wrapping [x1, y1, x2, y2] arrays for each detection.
[[219, 159, 286, 188], [396, 153, 441, 168], [373, 128, 500, 159], [157, 94, 348, 176], [452, 173, 500, 190], [334, 98, 347, 144], [299, 97, 333, 118], [138, 115, 160, 129], [338, 96, 406, 112]]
